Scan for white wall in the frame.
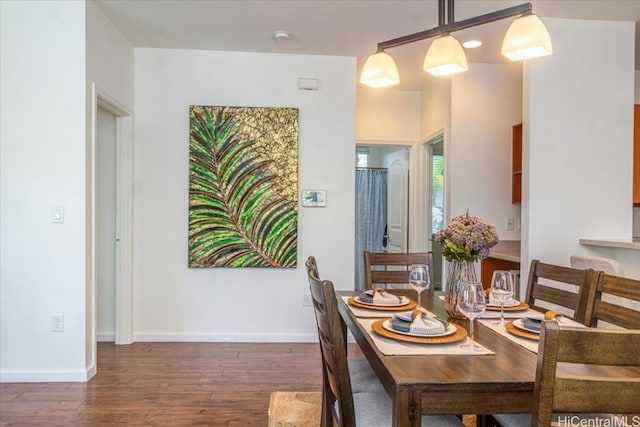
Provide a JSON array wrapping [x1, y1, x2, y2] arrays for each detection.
[[522, 18, 635, 290], [1, 1, 88, 381], [86, 0, 135, 109], [421, 76, 452, 236], [356, 89, 420, 142], [421, 77, 452, 143], [86, 0, 134, 375], [450, 63, 523, 241], [133, 48, 355, 341]]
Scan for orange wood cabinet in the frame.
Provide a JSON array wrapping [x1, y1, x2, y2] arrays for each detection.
[[512, 123, 522, 204], [481, 257, 520, 296], [634, 105, 640, 206]]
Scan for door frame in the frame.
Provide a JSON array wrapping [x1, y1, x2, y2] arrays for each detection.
[[89, 83, 134, 365], [423, 130, 445, 288], [356, 139, 427, 252]]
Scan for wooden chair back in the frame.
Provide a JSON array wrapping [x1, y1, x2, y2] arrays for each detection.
[[533, 321, 640, 427], [305, 256, 356, 427], [585, 272, 640, 329], [524, 259, 595, 325], [364, 251, 434, 290]]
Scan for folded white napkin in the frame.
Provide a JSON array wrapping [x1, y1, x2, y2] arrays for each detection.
[[370, 289, 402, 306], [488, 292, 517, 306], [409, 311, 446, 335]]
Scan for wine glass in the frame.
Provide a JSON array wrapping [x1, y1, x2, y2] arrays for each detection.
[[490, 270, 515, 327], [457, 281, 486, 352], [409, 264, 430, 308]]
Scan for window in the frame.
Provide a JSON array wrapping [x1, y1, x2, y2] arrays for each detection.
[[432, 154, 444, 234], [356, 148, 369, 168]]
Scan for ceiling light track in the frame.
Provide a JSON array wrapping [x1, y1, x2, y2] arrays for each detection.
[[360, 0, 552, 87], [376, 3, 531, 51]]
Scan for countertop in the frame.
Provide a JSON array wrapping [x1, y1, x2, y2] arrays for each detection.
[[579, 237, 640, 251], [487, 240, 521, 263]]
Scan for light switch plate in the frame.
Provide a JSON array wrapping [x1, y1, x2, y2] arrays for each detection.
[[52, 205, 64, 223], [505, 217, 515, 231]]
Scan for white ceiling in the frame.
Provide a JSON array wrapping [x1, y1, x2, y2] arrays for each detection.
[[95, 0, 640, 91]]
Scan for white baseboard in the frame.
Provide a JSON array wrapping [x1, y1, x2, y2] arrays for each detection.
[[133, 332, 319, 342], [1, 334, 322, 382], [97, 332, 115, 342], [1, 368, 91, 383], [86, 364, 97, 381]]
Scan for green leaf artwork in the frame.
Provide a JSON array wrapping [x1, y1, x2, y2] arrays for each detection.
[[188, 106, 298, 268]]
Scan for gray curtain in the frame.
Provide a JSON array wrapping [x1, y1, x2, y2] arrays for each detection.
[[354, 169, 388, 290]]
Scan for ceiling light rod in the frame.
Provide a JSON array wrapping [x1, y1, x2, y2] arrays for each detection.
[[376, 2, 532, 51]]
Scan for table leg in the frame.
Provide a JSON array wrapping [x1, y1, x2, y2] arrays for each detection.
[[394, 390, 421, 427]]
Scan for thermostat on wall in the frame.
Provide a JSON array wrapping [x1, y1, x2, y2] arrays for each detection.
[[301, 190, 326, 207], [298, 78, 319, 91]]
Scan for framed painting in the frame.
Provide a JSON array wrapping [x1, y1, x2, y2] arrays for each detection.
[[188, 105, 298, 268]]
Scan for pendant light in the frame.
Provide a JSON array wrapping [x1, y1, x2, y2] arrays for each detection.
[[360, 51, 400, 87], [360, 0, 552, 87], [502, 14, 553, 61], [423, 34, 468, 76]]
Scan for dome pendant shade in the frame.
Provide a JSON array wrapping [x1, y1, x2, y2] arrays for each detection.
[[502, 14, 552, 61], [423, 35, 468, 76], [360, 51, 400, 87]]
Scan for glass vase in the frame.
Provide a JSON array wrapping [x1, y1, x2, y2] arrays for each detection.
[[444, 260, 478, 319]]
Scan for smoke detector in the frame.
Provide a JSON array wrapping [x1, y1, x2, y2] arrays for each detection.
[[273, 31, 290, 42]]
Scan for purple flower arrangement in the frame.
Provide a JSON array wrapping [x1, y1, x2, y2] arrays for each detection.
[[435, 212, 498, 262]]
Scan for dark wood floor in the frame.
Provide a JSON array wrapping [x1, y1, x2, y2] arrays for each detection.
[[0, 342, 328, 426]]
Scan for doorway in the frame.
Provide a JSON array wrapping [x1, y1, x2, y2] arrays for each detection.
[[426, 134, 444, 289], [354, 144, 410, 290], [91, 83, 134, 359], [97, 106, 116, 342]]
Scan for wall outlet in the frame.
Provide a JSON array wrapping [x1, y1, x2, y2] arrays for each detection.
[[505, 217, 515, 231], [51, 314, 64, 332], [303, 294, 312, 306]]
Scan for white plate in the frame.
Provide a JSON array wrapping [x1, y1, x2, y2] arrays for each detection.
[[512, 319, 540, 334], [354, 296, 411, 307], [486, 299, 520, 308], [382, 319, 456, 338]]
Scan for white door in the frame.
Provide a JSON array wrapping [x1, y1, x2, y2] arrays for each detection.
[[386, 149, 409, 254], [97, 106, 116, 341]]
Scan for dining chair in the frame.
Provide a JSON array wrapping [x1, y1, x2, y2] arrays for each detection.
[[584, 271, 640, 329], [364, 251, 434, 290], [524, 259, 595, 325], [493, 320, 640, 427], [569, 254, 624, 275], [305, 257, 383, 395], [305, 256, 464, 427]]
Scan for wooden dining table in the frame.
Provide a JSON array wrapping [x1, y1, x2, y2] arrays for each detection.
[[337, 289, 540, 427]]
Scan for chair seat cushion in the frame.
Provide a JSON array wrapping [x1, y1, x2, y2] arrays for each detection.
[[348, 357, 384, 393], [353, 392, 464, 427]]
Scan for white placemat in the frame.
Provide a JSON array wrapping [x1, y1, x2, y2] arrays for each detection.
[[358, 318, 494, 356], [478, 315, 584, 354], [480, 308, 540, 319], [479, 319, 539, 353]]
